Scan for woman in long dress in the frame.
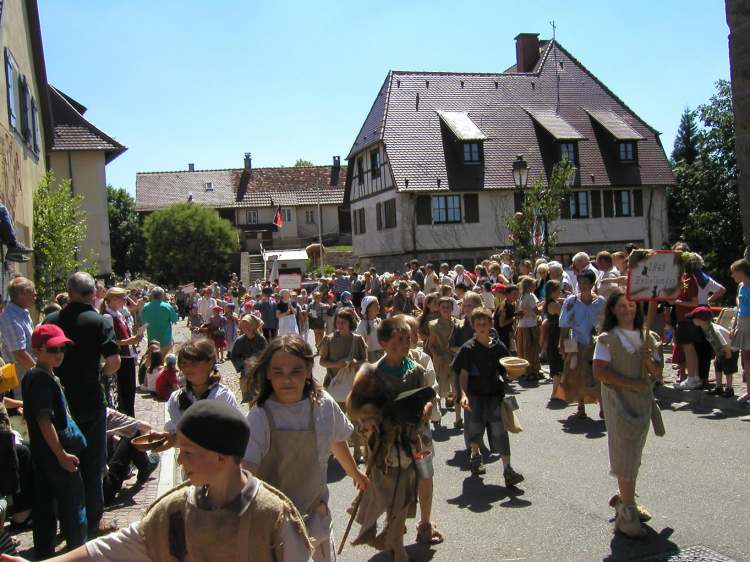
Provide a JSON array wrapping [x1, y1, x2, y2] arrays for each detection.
[[592, 289, 663, 539], [276, 289, 300, 336]]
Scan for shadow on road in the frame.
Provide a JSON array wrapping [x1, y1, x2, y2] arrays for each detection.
[[366, 543, 437, 562], [558, 415, 607, 439], [604, 525, 678, 562], [445, 475, 531, 512]]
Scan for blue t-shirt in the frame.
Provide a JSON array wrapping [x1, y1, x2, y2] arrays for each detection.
[[739, 284, 750, 318], [559, 294, 605, 345]]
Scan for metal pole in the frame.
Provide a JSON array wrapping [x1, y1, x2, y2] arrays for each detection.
[[318, 184, 324, 273]]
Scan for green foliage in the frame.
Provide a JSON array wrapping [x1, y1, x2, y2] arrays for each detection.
[[671, 107, 699, 165], [293, 159, 314, 167], [107, 186, 145, 277], [308, 263, 335, 278], [667, 80, 742, 296], [33, 172, 95, 306], [143, 203, 238, 286], [506, 160, 574, 260]]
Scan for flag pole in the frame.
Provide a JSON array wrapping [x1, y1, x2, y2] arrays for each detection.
[[318, 183, 324, 273]]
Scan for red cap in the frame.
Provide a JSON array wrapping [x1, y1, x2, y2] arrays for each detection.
[[32, 324, 73, 348], [243, 301, 254, 309], [212, 305, 224, 312], [686, 306, 713, 321], [492, 283, 506, 294]]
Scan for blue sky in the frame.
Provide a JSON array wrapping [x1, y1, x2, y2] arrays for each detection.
[[38, 1, 730, 195]]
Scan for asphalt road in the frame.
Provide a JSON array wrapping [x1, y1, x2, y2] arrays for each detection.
[[318, 361, 750, 562]]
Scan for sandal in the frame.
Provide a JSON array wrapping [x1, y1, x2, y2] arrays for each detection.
[[416, 521, 445, 545]]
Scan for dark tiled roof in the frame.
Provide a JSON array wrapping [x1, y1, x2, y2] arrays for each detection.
[[136, 165, 347, 212], [48, 86, 127, 163], [347, 75, 390, 159], [347, 40, 674, 195]]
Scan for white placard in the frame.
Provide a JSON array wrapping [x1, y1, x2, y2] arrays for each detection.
[[277, 273, 302, 290], [626, 250, 682, 301]]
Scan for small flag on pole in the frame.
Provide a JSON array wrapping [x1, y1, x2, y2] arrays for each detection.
[[273, 206, 283, 228]]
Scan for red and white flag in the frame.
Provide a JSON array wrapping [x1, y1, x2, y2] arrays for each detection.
[[273, 206, 283, 228]]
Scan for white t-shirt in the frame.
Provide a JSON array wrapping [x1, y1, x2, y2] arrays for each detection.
[[164, 383, 240, 433], [593, 328, 660, 363], [244, 392, 353, 502], [517, 292, 539, 328], [698, 276, 725, 305], [355, 318, 382, 353], [501, 263, 513, 281], [482, 291, 497, 311]]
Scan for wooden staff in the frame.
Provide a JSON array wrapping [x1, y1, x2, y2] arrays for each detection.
[[337, 435, 381, 555]]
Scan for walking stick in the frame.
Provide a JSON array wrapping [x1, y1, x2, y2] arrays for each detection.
[[337, 436, 380, 555]]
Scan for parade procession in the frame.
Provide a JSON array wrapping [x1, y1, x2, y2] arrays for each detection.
[[0, 1, 749, 561]]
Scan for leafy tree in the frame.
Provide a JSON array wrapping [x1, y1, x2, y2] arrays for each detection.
[[107, 186, 145, 277], [293, 159, 314, 167], [33, 172, 96, 306], [506, 160, 574, 259], [668, 80, 742, 295], [143, 203, 238, 286]]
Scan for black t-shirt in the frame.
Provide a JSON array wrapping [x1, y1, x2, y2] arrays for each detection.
[[22, 367, 70, 462], [44, 302, 120, 419], [451, 336, 509, 397]]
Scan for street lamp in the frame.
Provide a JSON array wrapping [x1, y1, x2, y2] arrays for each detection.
[[512, 154, 529, 189]]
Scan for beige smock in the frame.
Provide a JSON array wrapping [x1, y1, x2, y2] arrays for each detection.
[[256, 402, 334, 562]]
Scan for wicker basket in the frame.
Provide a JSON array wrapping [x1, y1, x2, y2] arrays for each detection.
[[500, 357, 529, 380]]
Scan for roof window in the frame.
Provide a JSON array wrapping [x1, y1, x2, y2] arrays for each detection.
[[204, 182, 214, 192]]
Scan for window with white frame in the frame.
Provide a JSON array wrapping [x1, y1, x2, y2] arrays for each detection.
[[204, 182, 214, 191], [568, 191, 589, 219], [282, 208, 293, 222], [247, 210, 258, 224], [432, 195, 462, 224], [305, 210, 315, 224], [370, 149, 381, 178], [4, 49, 18, 131]]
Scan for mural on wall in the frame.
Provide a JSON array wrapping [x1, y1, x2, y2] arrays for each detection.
[[0, 128, 25, 223]]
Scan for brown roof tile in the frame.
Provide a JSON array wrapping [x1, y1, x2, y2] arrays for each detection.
[[48, 86, 126, 163], [346, 40, 674, 196], [136, 165, 347, 212]]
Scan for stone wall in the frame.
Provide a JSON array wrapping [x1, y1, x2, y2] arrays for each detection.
[[727, 0, 750, 254]]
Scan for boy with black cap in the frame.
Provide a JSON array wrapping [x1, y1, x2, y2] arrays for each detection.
[[4, 400, 312, 562]]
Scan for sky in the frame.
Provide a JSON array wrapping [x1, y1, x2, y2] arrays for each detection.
[[38, 1, 731, 195]]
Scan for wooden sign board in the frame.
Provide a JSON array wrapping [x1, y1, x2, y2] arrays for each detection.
[[277, 273, 302, 290], [181, 282, 195, 295], [626, 250, 682, 302]]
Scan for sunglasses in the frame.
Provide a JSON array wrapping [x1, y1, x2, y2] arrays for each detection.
[[44, 346, 66, 354]]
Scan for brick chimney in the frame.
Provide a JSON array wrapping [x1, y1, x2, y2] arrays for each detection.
[[188, 163, 195, 172], [515, 33, 540, 73], [244, 152, 252, 175]]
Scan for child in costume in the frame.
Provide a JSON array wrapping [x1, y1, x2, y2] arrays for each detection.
[[4, 400, 313, 562], [243, 335, 369, 562], [347, 317, 436, 562], [424, 297, 458, 426]]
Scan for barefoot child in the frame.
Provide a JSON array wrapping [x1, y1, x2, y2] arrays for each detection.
[[243, 335, 369, 561], [454, 308, 524, 486], [4, 400, 314, 562], [424, 297, 458, 426]]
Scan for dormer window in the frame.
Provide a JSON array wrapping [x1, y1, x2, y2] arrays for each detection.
[[559, 142, 576, 165], [463, 142, 481, 164], [617, 142, 636, 162], [204, 182, 214, 191]]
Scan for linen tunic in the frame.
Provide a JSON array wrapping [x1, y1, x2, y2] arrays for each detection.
[[595, 329, 660, 480]]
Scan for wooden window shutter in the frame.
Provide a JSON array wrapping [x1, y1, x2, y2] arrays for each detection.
[[633, 189, 643, 216], [416, 196, 431, 225], [513, 191, 525, 213], [590, 190, 602, 218], [376, 202, 383, 230], [352, 210, 358, 234], [464, 194, 479, 223], [560, 194, 571, 219], [603, 190, 614, 218]]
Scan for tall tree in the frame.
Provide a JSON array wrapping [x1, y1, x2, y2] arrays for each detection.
[[33, 173, 96, 306], [671, 107, 699, 164], [669, 80, 742, 294], [143, 203, 238, 286], [107, 186, 145, 277]]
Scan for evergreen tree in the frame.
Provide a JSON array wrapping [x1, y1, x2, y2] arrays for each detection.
[[671, 107, 698, 164]]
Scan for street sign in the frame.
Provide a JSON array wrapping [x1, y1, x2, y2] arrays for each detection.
[[626, 250, 682, 301]]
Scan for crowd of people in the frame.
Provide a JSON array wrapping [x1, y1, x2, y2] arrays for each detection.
[[0, 241, 748, 561]]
